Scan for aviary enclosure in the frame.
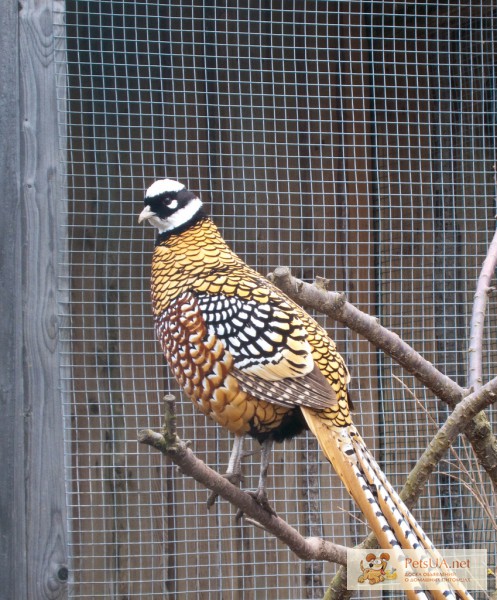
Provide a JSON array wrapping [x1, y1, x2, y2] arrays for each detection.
[[3, 2, 496, 599]]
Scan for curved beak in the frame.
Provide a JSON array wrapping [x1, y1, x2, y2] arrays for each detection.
[[138, 205, 156, 224]]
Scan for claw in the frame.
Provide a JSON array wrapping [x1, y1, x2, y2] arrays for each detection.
[[207, 436, 276, 519], [236, 488, 277, 521], [235, 439, 276, 519]]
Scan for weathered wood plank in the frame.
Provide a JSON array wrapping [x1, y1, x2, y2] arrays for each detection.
[[0, 2, 25, 599], [19, 0, 68, 598]]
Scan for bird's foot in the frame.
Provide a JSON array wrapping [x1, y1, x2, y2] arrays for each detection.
[[236, 488, 277, 521], [206, 472, 243, 509]]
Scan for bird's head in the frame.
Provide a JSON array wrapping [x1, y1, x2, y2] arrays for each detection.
[[138, 178, 205, 234]]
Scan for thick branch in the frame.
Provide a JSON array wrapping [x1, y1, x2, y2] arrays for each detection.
[[322, 567, 351, 600], [270, 267, 463, 405], [138, 403, 348, 567], [468, 226, 497, 391], [269, 267, 497, 488]]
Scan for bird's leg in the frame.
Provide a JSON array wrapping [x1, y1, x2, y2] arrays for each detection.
[[226, 433, 245, 481], [255, 438, 273, 506], [207, 434, 245, 509], [237, 438, 276, 518]]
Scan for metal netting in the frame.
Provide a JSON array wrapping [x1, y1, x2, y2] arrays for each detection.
[[54, 2, 497, 598]]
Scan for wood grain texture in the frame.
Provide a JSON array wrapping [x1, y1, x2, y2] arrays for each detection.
[[0, 1, 25, 599], [19, 0, 68, 598]]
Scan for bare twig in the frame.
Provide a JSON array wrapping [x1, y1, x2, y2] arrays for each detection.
[[269, 267, 497, 489], [468, 226, 497, 392], [395, 375, 497, 531], [138, 396, 348, 567], [400, 375, 497, 507], [438, 464, 497, 532]]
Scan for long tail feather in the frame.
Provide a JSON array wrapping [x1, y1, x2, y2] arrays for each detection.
[[302, 409, 474, 600]]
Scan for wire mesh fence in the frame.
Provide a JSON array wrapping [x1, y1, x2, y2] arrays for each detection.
[[54, 2, 496, 598]]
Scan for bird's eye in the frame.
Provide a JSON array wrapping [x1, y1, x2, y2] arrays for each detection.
[[164, 198, 178, 210]]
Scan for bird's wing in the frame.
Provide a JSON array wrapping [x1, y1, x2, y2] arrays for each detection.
[[232, 363, 336, 410], [193, 283, 337, 410]]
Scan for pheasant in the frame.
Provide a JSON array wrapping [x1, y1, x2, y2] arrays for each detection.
[[139, 178, 473, 600]]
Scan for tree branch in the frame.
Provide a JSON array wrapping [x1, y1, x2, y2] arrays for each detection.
[[269, 267, 497, 489], [138, 396, 348, 567], [269, 267, 464, 406], [468, 226, 497, 392]]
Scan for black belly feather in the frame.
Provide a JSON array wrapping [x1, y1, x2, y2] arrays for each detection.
[[248, 407, 308, 444]]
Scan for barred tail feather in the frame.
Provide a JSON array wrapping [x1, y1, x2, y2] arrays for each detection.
[[302, 409, 474, 600], [350, 432, 475, 600]]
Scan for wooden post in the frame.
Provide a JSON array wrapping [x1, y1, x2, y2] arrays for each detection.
[[0, 1, 25, 598], [0, 1, 68, 598]]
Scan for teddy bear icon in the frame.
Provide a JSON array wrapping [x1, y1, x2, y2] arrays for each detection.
[[358, 552, 397, 585]]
